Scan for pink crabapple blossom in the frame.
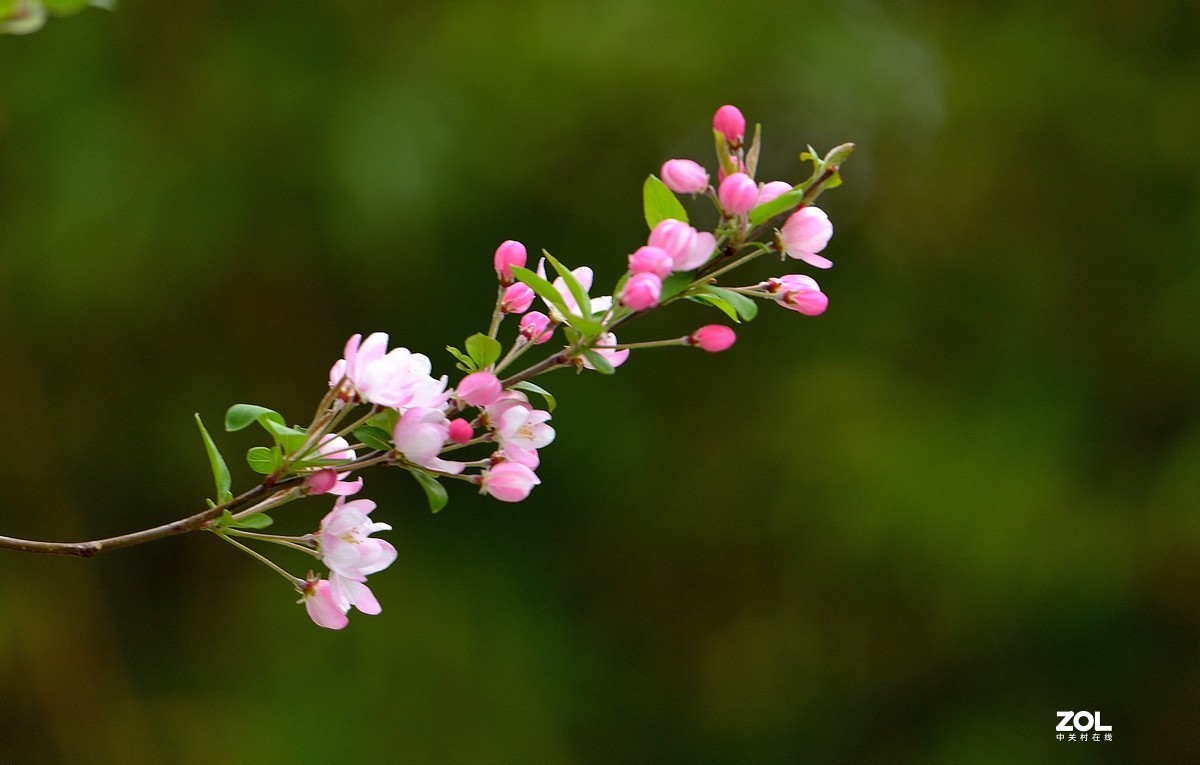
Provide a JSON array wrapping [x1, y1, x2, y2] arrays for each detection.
[[456, 371, 503, 408], [330, 333, 450, 410], [481, 462, 541, 503], [689, 325, 737, 352], [757, 181, 793, 206], [629, 246, 674, 279], [519, 311, 554, 344], [583, 332, 630, 370], [622, 272, 662, 311], [660, 159, 710, 194], [496, 406, 555, 451], [392, 407, 466, 474], [317, 497, 397, 583], [647, 219, 717, 272], [301, 579, 349, 630], [493, 240, 528, 284], [779, 207, 834, 269], [501, 282, 535, 314], [767, 274, 829, 316], [713, 104, 746, 144], [329, 574, 382, 617], [304, 434, 363, 496], [719, 172, 759, 215], [448, 418, 474, 445]]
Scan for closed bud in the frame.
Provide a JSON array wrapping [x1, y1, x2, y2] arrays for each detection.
[[493, 240, 528, 284], [689, 325, 737, 352], [713, 104, 746, 144], [622, 272, 662, 312], [719, 172, 758, 216], [660, 159, 710, 195], [501, 282, 535, 314], [628, 246, 674, 279]]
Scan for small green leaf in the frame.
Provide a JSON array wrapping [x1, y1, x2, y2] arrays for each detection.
[[446, 345, 477, 372], [513, 381, 557, 412], [749, 188, 805, 226], [582, 348, 616, 375], [225, 404, 285, 432], [542, 250, 591, 321], [195, 414, 233, 504], [642, 174, 689, 229], [822, 141, 856, 169], [234, 513, 274, 530], [353, 426, 394, 453], [660, 273, 693, 302], [409, 470, 449, 513], [511, 265, 571, 317], [713, 129, 738, 178], [260, 418, 309, 454], [367, 408, 400, 434], [689, 293, 740, 322], [704, 286, 759, 321], [465, 333, 502, 369], [246, 446, 281, 475]]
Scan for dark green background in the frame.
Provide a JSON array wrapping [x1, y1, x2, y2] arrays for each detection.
[[1, 1, 1197, 762]]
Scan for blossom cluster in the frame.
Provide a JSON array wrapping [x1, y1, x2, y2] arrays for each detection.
[[198, 105, 851, 629]]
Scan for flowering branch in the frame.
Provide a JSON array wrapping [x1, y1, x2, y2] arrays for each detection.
[[0, 105, 854, 629]]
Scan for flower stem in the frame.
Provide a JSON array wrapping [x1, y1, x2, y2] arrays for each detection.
[[214, 531, 306, 588]]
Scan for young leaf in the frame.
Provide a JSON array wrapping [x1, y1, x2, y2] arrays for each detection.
[[583, 348, 616, 375], [660, 273, 693, 302], [745, 122, 763, 178], [195, 414, 233, 504], [409, 470, 449, 513], [542, 250, 591, 321], [511, 265, 571, 317], [822, 142, 856, 169], [513, 381, 557, 412], [367, 408, 400, 434], [353, 425, 394, 453], [749, 188, 804, 226], [225, 404, 285, 432], [465, 333, 502, 369], [260, 418, 309, 454], [689, 293, 740, 322], [446, 345, 477, 372], [642, 174, 689, 229], [703, 285, 759, 321], [233, 513, 274, 530], [246, 446, 281, 475]]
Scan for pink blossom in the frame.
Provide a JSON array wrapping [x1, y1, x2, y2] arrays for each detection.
[[779, 207, 834, 269], [648, 219, 717, 272], [493, 240, 527, 284], [628, 246, 674, 279], [481, 462, 541, 503], [393, 407, 465, 474], [499, 445, 540, 470], [496, 406, 555, 450], [317, 497, 397, 582], [501, 282, 535, 314], [622, 272, 662, 311], [768, 274, 828, 316], [448, 418, 474, 445], [301, 579, 349, 630], [660, 159, 709, 194], [582, 332, 630, 370], [457, 371, 503, 408], [713, 104, 746, 144], [519, 311, 554, 344], [757, 181, 793, 206], [689, 325, 737, 352], [485, 390, 532, 423], [305, 434, 363, 496], [329, 573, 382, 617], [719, 172, 758, 215], [330, 333, 450, 410]]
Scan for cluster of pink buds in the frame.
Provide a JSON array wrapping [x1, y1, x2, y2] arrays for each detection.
[[169, 105, 853, 630]]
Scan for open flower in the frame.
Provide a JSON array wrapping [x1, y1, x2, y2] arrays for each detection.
[[779, 207, 834, 269], [393, 407, 465, 474], [317, 497, 397, 582], [481, 462, 541, 503], [329, 333, 450, 410], [766, 274, 829, 316], [301, 578, 349, 630], [496, 406, 555, 450]]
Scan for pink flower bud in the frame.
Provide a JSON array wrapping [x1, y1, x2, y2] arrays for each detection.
[[448, 418, 474, 445], [768, 274, 828, 316], [622, 272, 662, 311], [501, 282, 535, 314], [303, 579, 349, 630], [519, 311, 554, 344], [628, 246, 674, 279], [457, 371, 503, 407], [481, 462, 541, 503], [493, 240, 528, 284], [719, 172, 758, 215], [660, 159, 710, 194], [689, 325, 737, 352], [779, 207, 833, 269], [757, 181, 793, 206], [306, 469, 339, 495], [713, 105, 746, 144]]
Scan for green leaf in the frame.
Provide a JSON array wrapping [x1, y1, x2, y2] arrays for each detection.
[[689, 293, 740, 322], [542, 250, 591, 321], [511, 265, 571, 317], [642, 174, 689, 229], [234, 513, 274, 530], [749, 188, 805, 226], [703, 286, 759, 321], [353, 426, 394, 453], [822, 141, 856, 168], [660, 273, 693, 302], [446, 345, 477, 372], [465, 333, 502, 369], [745, 123, 763, 178], [409, 470, 449, 513], [582, 348, 615, 375], [225, 404, 285, 432], [260, 418, 309, 454], [713, 129, 738, 178], [195, 414, 233, 504], [513, 381, 557, 412], [246, 446, 281, 475], [367, 408, 400, 434]]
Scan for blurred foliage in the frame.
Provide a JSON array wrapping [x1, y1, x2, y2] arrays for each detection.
[[1, 0, 1197, 762]]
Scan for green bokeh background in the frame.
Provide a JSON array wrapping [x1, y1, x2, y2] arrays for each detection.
[[1, 1, 1197, 762]]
